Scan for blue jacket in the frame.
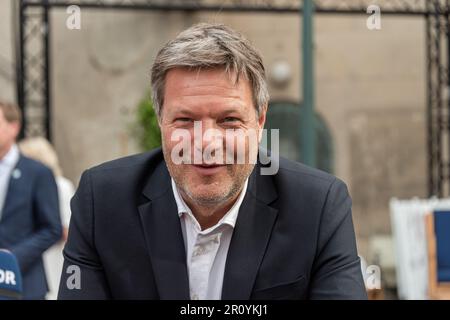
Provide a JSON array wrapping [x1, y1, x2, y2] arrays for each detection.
[[0, 155, 62, 299]]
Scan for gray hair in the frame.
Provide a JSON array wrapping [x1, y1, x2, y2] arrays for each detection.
[[150, 23, 269, 118]]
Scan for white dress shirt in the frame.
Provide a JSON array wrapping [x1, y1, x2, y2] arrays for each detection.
[[0, 144, 19, 220], [171, 178, 248, 300]]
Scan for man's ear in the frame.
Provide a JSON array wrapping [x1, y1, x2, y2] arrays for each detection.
[[11, 121, 21, 140], [156, 108, 163, 127], [258, 104, 267, 127], [257, 104, 268, 142]]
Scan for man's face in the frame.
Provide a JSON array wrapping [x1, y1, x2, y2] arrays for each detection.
[[0, 109, 19, 157], [160, 67, 266, 209]]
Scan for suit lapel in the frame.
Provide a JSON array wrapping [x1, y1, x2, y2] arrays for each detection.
[[138, 161, 190, 300], [222, 163, 278, 300]]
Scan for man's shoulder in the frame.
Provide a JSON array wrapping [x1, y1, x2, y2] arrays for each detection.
[[88, 148, 163, 173], [277, 156, 337, 185], [81, 148, 166, 201], [19, 154, 53, 176], [84, 148, 165, 191], [271, 156, 346, 202]]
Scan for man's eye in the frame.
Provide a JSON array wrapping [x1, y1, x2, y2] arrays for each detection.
[[175, 118, 192, 122], [222, 117, 240, 123]]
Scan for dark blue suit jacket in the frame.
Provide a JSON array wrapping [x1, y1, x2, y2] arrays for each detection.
[[0, 155, 62, 299], [58, 148, 367, 299]]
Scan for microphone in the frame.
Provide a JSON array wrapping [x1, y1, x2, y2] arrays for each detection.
[[0, 249, 22, 299]]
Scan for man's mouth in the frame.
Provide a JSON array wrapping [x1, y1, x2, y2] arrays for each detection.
[[197, 163, 222, 168], [191, 163, 225, 174]]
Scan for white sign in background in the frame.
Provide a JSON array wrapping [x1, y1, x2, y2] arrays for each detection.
[[390, 197, 450, 300]]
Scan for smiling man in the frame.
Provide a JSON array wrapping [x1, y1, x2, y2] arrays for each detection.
[[161, 67, 262, 231], [58, 23, 367, 300]]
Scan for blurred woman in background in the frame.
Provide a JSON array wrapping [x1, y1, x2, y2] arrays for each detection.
[[19, 137, 74, 300]]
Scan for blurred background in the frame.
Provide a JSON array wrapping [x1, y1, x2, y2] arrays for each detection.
[[1, 0, 449, 299]]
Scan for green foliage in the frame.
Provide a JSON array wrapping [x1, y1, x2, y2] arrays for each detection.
[[135, 95, 161, 151]]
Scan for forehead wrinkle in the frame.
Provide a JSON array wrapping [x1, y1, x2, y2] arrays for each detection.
[[176, 84, 242, 96], [167, 98, 247, 118], [175, 93, 243, 101]]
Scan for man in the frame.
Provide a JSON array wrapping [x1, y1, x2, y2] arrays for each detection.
[[58, 23, 367, 300], [0, 102, 62, 299]]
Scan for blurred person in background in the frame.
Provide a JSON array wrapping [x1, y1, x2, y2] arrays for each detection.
[[0, 101, 62, 299], [19, 136, 75, 300]]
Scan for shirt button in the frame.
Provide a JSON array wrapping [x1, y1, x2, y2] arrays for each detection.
[[193, 247, 204, 256]]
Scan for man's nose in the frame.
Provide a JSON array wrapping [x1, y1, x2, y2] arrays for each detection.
[[194, 120, 223, 151]]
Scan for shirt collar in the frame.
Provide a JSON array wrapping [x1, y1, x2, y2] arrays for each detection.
[[171, 177, 248, 230], [0, 144, 19, 168]]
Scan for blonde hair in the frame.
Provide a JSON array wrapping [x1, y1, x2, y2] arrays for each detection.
[[19, 137, 63, 177]]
